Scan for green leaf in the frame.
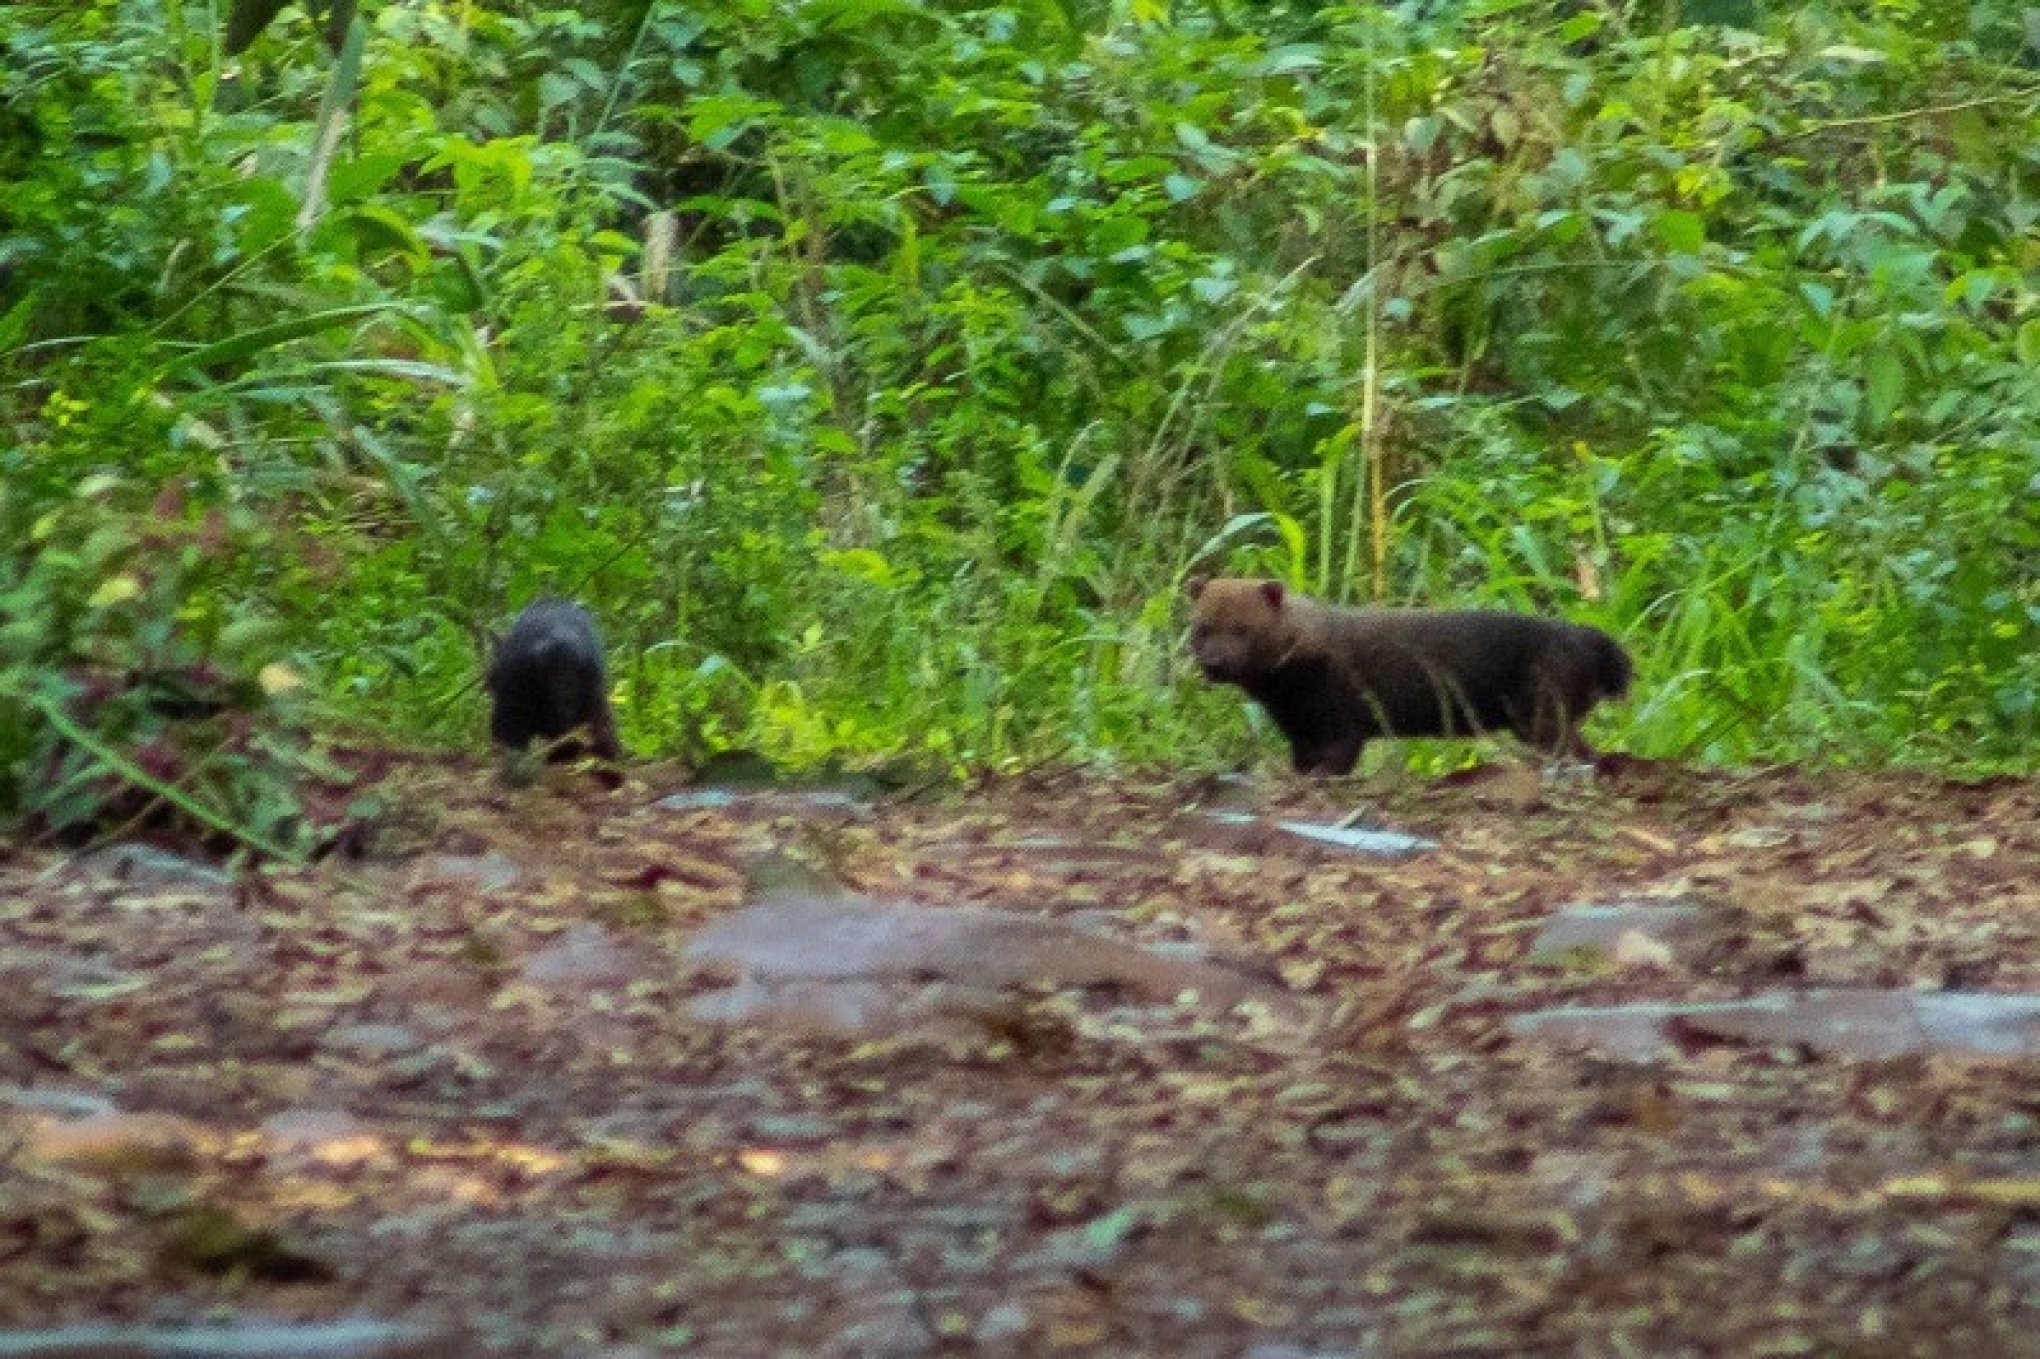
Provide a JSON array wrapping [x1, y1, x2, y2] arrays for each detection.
[[1556, 11, 1604, 42], [0, 294, 32, 353], [153, 303, 404, 379], [1864, 351, 1906, 426], [538, 73, 579, 109], [316, 204, 429, 263], [2016, 319, 2040, 368], [1654, 210, 1705, 254], [224, 0, 291, 54], [324, 151, 408, 205], [1082, 1205, 1141, 1252]]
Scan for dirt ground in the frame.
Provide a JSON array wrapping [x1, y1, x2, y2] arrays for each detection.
[[2, 756, 2039, 1357]]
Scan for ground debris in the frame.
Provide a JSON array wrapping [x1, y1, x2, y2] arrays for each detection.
[[0, 756, 2035, 1356]]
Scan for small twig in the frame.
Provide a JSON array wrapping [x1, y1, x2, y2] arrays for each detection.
[[984, 262, 1130, 370], [1333, 803, 1380, 830], [1771, 89, 2040, 143]]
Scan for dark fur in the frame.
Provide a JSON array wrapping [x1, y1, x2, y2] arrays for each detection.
[[485, 597, 622, 762], [1187, 576, 1630, 775]]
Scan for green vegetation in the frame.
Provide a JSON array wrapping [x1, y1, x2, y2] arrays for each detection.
[[2, 0, 2036, 842]]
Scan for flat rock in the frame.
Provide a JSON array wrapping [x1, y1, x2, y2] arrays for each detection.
[[1527, 900, 1709, 964], [686, 895, 1303, 1019], [259, 1108, 369, 1144], [972, 1302, 1034, 1351], [0, 1320, 454, 1358], [1272, 818, 1437, 857], [24, 1109, 215, 1171], [411, 852, 520, 892], [691, 977, 988, 1041], [1510, 990, 2040, 1061], [1201, 812, 1435, 859], [0, 1087, 118, 1122], [70, 844, 234, 889], [656, 787, 871, 818], [831, 1288, 935, 1358], [324, 1022, 425, 1058], [259, 1109, 384, 1167], [918, 838, 1172, 876], [521, 924, 639, 986], [42, 955, 148, 1003]]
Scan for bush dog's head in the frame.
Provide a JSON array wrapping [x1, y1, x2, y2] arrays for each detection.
[[1186, 575, 1296, 683]]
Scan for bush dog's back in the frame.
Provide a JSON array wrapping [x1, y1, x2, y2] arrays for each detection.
[[485, 597, 623, 763], [1187, 576, 1629, 774]]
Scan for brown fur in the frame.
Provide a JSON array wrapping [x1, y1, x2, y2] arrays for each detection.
[[1186, 576, 1630, 775]]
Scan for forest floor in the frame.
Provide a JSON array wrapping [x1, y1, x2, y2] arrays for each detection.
[[2, 755, 2039, 1358]]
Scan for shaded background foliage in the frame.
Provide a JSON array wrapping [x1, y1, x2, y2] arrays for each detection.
[[1, 0, 2035, 841]]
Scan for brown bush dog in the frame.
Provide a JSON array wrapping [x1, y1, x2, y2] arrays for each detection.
[[1186, 576, 1631, 775], [485, 597, 623, 763]]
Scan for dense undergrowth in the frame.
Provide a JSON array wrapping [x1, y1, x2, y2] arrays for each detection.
[[2, 0, 2036, 848]]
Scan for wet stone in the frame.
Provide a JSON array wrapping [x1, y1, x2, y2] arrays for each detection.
[[972, 1302, 1034, 1351], [25, 1108, 213, 1172], [918, 1201, 1018, 1234], [1307, 1119, 1386, 1152], [259, 1109, 383, 1167], [0, 1320, 453, 1358], [656, 787, 873, 819], [1201, 812, 1435, 859], [833, 1288, 934, 1358], [260, 1108, 367, 1144], [1270, 819, 1437, 857], [655, 787, 741, 812], [746, 1112, 837, 1142], [688, 976, 991, 1043], [412, 852, 520, 892], [828, 1247, 895, 1280], [0, 1087, 118, 1122], [1510, 989, 2040, 1062], [1527, 900, 1709, 964], [920, 838, 1172, 876], [1531, 1150, 1618, 1212], [44, 956, 147, 1003], [69, 843, 235, 889], [686, 895, 1308, 1028], [521, 924, 638, 987], [324, 1023, 424, 1058]]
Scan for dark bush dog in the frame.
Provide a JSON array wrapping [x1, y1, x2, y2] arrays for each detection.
[[1187, 576, 1631, 775], [485, 598, 623, 762]]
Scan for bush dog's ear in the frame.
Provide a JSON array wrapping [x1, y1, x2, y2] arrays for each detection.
[[1259, 580, 1285, 610], [1186, 575, 1210, 601]]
